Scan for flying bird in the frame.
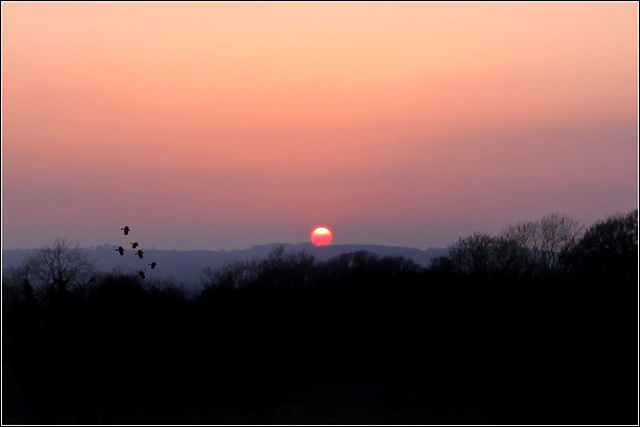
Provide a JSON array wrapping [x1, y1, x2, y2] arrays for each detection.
[[137, 271, 146, 279], [149, 262, 157, 269], [116, 246, 125, 256], [121, 226, 130, 236], [131, 242, 139, 249], [136, 249, 144, 259]]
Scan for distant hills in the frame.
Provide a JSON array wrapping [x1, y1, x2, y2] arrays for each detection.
[[2, 243, 447, 289]]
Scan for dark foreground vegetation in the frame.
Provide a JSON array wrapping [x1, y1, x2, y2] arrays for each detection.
[[3, 211, 638, 424]]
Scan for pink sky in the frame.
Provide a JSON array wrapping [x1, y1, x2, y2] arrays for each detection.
[[2, 2, 638, 250]]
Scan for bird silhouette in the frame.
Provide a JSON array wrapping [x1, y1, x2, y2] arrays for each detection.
[[137, 271, 146, 279], [116, 246, 125, 256], [136, 249, 144, 259], [131, 242, 139, 249], [121, 226, 130, 236], [149, 262, 157, 269]]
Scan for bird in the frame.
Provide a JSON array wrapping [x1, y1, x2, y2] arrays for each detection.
[[149, 262, 157, 269], [136, 249, 144, 259], [116, 246, 125, 256], [121, 226, 130, 236], [131, 242, 139, 249], [137, 271, 146, 279]]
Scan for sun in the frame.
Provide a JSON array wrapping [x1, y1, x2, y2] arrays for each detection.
[[310, 225, 333, 246]]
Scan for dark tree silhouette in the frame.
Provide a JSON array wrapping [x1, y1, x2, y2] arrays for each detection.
[[502, 213, 582, 276], [5, 238, 94, 296], [2, 213, 637, 424], [563, 209, 637, 279], [445, 213, 583, 279], [447, 232, 496, 278]]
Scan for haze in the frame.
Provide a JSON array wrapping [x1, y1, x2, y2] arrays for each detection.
[[2, 2, 637, 250]]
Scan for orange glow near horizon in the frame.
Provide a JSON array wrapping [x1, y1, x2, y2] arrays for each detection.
[[311, 226, 333, 247], [1, 2, 637, 250]]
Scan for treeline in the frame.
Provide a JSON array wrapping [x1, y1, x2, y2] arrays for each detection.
[[2, 211, 638, 424]]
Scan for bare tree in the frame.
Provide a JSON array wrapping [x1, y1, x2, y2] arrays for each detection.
[[448, 232, 496, 277], [502, 213, 583, 276], [537, 213, 583, 273], [447, 232, 530, 278], [201, 260, 259, 290], [444, 213, 583, 279], [9, 238, 95, 296], [201, 246, 316, 292]]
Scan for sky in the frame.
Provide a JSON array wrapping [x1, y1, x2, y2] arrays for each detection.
[[2, 2, 638, 250]]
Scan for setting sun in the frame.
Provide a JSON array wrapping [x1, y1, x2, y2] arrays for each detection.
[[1, 2, 636, 424], [310, 226, 333, 246]]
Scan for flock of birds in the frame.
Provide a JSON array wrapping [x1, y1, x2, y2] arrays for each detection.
[[115, 226, 157, 279]]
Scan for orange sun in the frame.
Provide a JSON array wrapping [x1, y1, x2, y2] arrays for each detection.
[[310, 225, 333, 246]]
